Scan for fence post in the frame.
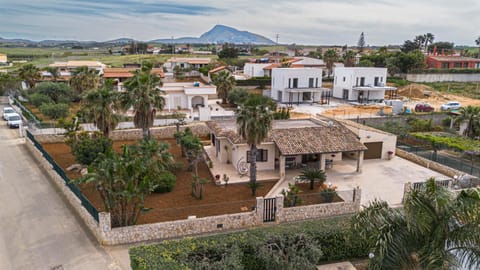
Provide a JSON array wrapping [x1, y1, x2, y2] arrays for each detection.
[[402, 182, 412, 203], [99, 212, 111, 243], [255, 197, 264, 224], [275, 195, 284, 223], [353, 187, 361, 210]]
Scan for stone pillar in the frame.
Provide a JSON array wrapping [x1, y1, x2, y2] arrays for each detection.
[[275, 195, 284, 223], [319, 153, 326, 171], [356, 151, 364, 173], [353, 187, 362, 210], [187, 96, 193, 114], [279, 155, 286, 180], [402, 182, 412, 203], [99, 212, 111, 242], [255, 197, 264, 224]]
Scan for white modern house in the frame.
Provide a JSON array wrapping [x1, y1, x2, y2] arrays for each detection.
[[243, 57, 325, 78], [243, 62, 272, 77], [333, 67, 397, 103], [270, 68, 332, 105], [161, 81, 216, 112]]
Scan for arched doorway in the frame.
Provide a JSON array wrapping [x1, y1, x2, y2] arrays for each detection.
[[191, 96, 205, 108]]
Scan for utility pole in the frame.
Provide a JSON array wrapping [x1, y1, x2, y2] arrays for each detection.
[[275, 34, 279, 63], [172, 36, 175, 56]]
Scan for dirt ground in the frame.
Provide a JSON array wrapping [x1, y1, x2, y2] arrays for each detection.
[[397, 84, 480, 109], [43, 139, 276, 224], [322, 105, 392, 118]]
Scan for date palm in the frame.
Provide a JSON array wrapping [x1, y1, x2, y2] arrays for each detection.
[[79, 80, 120, 137], [353, 178, 480, 270], [299, 167, 326, 190], [118, 63, 165, 139], [455, 105, 480, 138], [211, 70, 235, 104], [343, 51, 356, 67], [236, 94, 273, 196], [475, 36, 480, 58], [323, 49, 338, 78], [70, 66, 99, 95], [44, 66, 59, 82], [18, 63, 40, 88]]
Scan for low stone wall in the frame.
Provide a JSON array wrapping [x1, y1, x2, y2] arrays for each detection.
[[396, 148, 465, 178], [32, 123, 211, 143], [24, 137, 104, 242], [100, 203, 262, 245], [276, 188, 361, 223]]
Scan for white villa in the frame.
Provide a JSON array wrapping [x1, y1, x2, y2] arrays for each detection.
[[270, 68, 332, 105], [243, 57, 325, 78], [206, 118, 369, 180], [161, 81, 216, 112], [103, 67, 165, 92], [48, 60, 106, 74], [333, 67, 397, 103], [163, 57, 212, 72]]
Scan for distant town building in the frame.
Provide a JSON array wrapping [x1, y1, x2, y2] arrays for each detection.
[[426, 55, 480, 69], [163, 57, 212, 72], [333, 67, 396, 104], [0, 53, 7, 64], [103, 67, 165, 91], [48, 60, 106, 75]]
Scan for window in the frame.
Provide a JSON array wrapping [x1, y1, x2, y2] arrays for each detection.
[[247, 149, 268, 162], [308, 78, 314, 88], [315, 78, 319, 87], [303, 92, 311, 100], [442, 62, 449, 69], [288, 78, 291, 88], [356, 77, 359, 86], [454, 62, 462, 68], [380, 77, 383, 82], [360, 77, 365, 86], [343, 76, 346, 82], [374, 77, 379, 86], [292, 78, 298, 88], [463, 62, 468, 68]]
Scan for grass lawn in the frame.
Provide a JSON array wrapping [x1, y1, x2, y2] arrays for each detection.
[[42, 138, 277, 224]]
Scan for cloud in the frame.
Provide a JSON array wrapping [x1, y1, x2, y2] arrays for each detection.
[[0, 0, 479, 45]]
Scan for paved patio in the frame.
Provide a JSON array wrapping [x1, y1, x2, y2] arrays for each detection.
[[269, 157, 446, 206]]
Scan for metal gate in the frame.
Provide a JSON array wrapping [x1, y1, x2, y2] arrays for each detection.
[[263, 198, 277, 222]]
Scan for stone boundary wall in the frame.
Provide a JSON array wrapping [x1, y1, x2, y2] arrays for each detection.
[[406, 73, 480, 83], [396, 148, 465, 178], [24, 138, 104, 242], [32, 123, 211, 143], [277, 188, 361, 223]]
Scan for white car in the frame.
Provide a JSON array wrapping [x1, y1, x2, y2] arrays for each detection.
[[3, 107, 16, 120], [7, 113, 22, 128], [440, 101, 461, 111]]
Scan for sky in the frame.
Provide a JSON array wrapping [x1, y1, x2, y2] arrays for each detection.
[[1, 0, 480, 46]]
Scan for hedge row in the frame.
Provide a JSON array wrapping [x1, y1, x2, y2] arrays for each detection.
[[412, 132, 480, 152], [236, 78, 271, 86], [129, 216, 371, 270], [410, 68, 480, 74]]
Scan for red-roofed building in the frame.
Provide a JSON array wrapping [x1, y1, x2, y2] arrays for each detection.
[[103, 68, 165, 91], [426, 55, 480, 69]]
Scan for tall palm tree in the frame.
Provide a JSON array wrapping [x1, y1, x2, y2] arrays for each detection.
[[455, 106, 480, 138], [353, 178, 480, 270], [475, 36, 480, 58], [424, 33, 435, 52], [343, 51, 356, 67], [18, 63, 40, 88], [70, 66, 99, 95], [118, 63, 165, 139], [80, 80, 120, 137], [323, 49, 338, 78], [299, 167, 326, 190], [211, 70, 235, 104], [44, 66, 59, 82], [236, 95, 273, 196]]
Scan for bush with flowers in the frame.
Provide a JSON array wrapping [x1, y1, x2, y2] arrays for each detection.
[[320, 183, 337, 203]]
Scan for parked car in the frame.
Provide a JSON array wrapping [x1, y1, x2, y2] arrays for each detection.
[[440, 101, 461, 111], [3, 107, 16, 120], [7, 113, 22, 128], [415, 103, 435, 112]]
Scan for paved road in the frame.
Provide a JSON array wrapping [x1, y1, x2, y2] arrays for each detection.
[[0, 101, 121, 270]]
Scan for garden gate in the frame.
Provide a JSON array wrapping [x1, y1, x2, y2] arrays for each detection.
[[263, 198, 276, 222]]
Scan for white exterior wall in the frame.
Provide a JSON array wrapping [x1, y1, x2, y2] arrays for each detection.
[[271, 68, 323, 103], [333, 67, 388, 101], [243, 63, 271, 77], [164, 92, 189, 111], [231, 143, 276, 171], [359, 129, 396, 159]]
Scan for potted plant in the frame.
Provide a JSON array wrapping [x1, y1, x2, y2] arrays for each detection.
[[387, 150, 394, 160], [320, 183, 337, 203]]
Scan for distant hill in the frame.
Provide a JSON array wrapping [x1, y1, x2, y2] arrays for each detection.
[[151, 25, 276, 45]]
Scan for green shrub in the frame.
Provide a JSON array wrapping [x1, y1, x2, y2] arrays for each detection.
[[29, 93, 53, 107], [39, 103, 69, 119], [32, 82, 73, 103], [129, 217, 371, 270], [153, 171, 176, 193], [67, 132, 113, 165]]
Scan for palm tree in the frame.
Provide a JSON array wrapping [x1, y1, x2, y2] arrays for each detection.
[[211, 70, 235, 104], [44, 66, 59, 82], [343, 51, 356, 67], [323, 49, 338, 78], [424, 33, 435, 51], [455, 106, 480, 138], [353, 178, 480, 270], [236, 95, 273, 196], [118, 63, 165, 139], [299, 167, 326, 190], [475, 36, 480, 58], [80, 80, 120, 137], [18, 63, 40, 88], [70, 66, 99, 95]]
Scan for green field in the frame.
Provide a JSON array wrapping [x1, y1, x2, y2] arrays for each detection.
[[424, 82, 480, 99]]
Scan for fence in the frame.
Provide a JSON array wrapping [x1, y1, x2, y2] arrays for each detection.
[[25, 130, 99, 222], [397, 142, 480, 178]]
